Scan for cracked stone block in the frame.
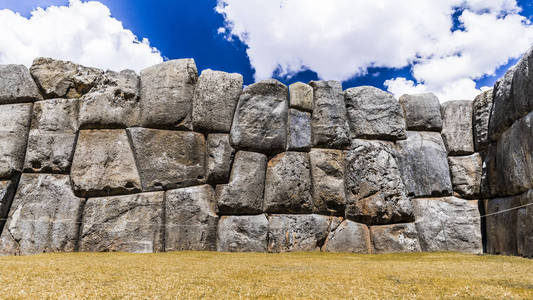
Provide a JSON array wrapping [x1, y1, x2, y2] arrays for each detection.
[[287, 109, 312, 151], [79, 192, 164, 253], [309, 149, 345, 215], [0, 64, 42, 104], [289, 82, 313, 112], [206, 134, 235, 184], [370, 223, 421, 254], [473, 89, 493, 152], [0, 103, 32, 178], [398, 93, 442, 131], [0, 178, 17, 233], [441, 100, 474, 155], [217, 215, 268, 252], [448, 153, 482, 198], [323, 220, 371, 253]]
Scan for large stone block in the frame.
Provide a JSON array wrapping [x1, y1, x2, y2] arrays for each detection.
[[139, 59, 197, 129], [216, 151, 267, 215], [264, 152, 312, 214], [192, 69, 243, 133], [309, 149, 345, 215], [398, 93, 442, 131], [488, 67, 515, 142], [441, 100, 474, 155], [287, 109, 312, 151], [485, 196, 522, 256], [370, 223, 421, 254], [473, 89, 493, 152], [310, 80, 350, 149], [345, 86, 407, 140], [0, 64, 42, 104], [0, 178, 17, 232], [0, 103, 32, 178], [127, 128, 206, 191], [345, 139, 413, 225], [165, 185, 218, 251], [448, 154, 482, 198], [396, 131, 452, 197], [289, 82, 313, 111], [511, 46, 533, 126], [206, 134, 235, 184], [71, 129, 141, 197], [0, 174, 84, 255], [23, 98, 78, 173], [413, 197, 482, 254], [517, 189, 533, 258], [79, 192, 164, 253], [30, 57, 102, 99], [323, 220, 371, 253], [217, 215, 268, 252], [230, 79, 288, 153]]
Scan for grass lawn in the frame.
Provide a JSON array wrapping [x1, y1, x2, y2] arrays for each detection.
[[0, 252, 531, 299]]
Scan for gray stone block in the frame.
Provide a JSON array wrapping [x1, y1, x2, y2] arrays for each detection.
[[206, 133, 235, 184], [0, 64, 42, 104], [287, 109, 312, 151], [289, 82, 313, 111], [441, 100, 474, 155], [370, 223, 421, 254], [217, 215, 268, 252], [309, 148, 345, 215], [449, 154, 482, 198], [323, 220, 371, 253], [399, 93, 442, 131], [0, 103, 32, 178], [473, 89, 493, 152]]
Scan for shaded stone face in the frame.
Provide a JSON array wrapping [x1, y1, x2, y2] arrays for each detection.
[[0, 64, 42, 104], [441, 100, 474, 155], [398, 93, 442, 131], [206, 134, 235, 184], [0, 103, 32, 178], [323, 220, 371, 253], [370, 223, 421, 254], [309, 148, 345, 215], [485, 196, 522, 256], [217, 215, 269, 252], [489, 67, 515, 142], [517, 190, 533, 258], [192, 69, 243, 133], [0, 174, 84, 255], [448, 154, 482, 198], [0, 178, 17, 232], [511, 46, 533, 128], [127, 128, 206, 192], [139, 59, 198, 129], [79, 192, 164, 253], [345, 86, 407, 140], [289, 82, 313, 112], [472, 89, 493, 152], [287, 109, 312, 151], [165, 185, 218, 252]]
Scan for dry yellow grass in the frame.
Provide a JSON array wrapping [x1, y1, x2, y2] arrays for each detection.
[[0, 251, 531, 299]]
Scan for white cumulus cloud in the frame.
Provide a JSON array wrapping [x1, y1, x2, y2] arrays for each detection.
[[0, 0, 163, 72]]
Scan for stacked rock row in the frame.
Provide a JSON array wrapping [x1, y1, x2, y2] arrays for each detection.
[[0, 56, 485, 256]]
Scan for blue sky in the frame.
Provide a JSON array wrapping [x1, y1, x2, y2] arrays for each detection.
[[2, 0, 533, 101]]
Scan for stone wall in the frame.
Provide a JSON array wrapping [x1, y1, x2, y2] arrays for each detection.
[[0, 47, 528, 256]]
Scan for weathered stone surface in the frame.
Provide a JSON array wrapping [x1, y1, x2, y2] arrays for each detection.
[[309, 149, 345, 215], [0, 174, 84, 255], [0, 64, 42, 104], [268, 214, 337, 252], [79, 192, 164, 253], [127, 128, 206, 191], [216, 151, 267, 214], [345, 86, 407, 140], [71, 129, 141, 197], [370, 223, 421, 254], [511, 46, 533, 125], [485, 196, 522, 256], [30, 57, 102, 99], [413, 197, 482, 254], [264, 152, 312, 214], [517, 189, 533, 258], [441, 100, 474, 155], [323, 220, 371, 253], [473, 89, 493, 152], [23, 98, 78, 173], [192, 69, 243, 133], [309, 80, 350, 149], [287, 109, 312, 151], [448, 154, 482, 198], [139, 59, 197, 129], [289, 82, 313, 111], [0, 178, 17, 232], [0, 103, 32, 178], [345, 139, 413, 225], [398, 93, 442, 131], [165, 185, 218, 251], [230, 79, 288, 153], [396, 131, 452, 197], [217, 215, 268, 252], [489, 67, 515, 142], [206, 134, 235, 184], [79, 70, 140, 128]]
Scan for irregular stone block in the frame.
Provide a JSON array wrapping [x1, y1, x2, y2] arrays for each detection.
[[0, 178, 17, 233], [448, 154, 482, 198], [441, 100, 474, 155], [287, 109, 312, 151], [230, 79, 288, 153], [309, 149, 345, 215], [517, 189, 533, 258], [323, 220, 371, 253], [310, 80, 350, 149], [165, 185, 218, 251], [345, 139, 413, 225], [139, 59, 197, 129], [511, 46, 533, 127], [413, 197, 482, 254], [30, 57, 102, 99], [0, 103, 32, 178], [473, 89, 493, 152], [0, 174, 84, 255], [396, 131, 452, 197], [485, 196, 521, 256], [0, 64, 42, 104], [79, 192, 164, 253], [264, 152, 313, 213], [71, 129, 141, 197], [345, 86, 407, 140], [217, 215, 268, 252], [206, 134, 235, 184], [398, 93, 442, 131], [216, 151, 267, 214], [192, 69, 243, 133], [489, 67, 515, 142], [23, 98, 78, 173], [289, 82, 313, 111], [127, 128, 206, 191], [370, 223, 421, 254], [79, 70, 140, 128]]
